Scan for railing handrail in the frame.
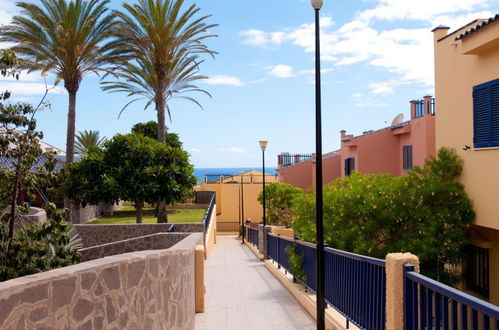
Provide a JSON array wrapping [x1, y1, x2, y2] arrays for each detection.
[[268, 233, 386, 267], [325, 246, 386, 267], [406, 270, 499, 318], [202, 192, 216, 229]]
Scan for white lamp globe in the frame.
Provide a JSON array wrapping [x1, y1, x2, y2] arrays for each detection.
[[311, 0, 324, 9]]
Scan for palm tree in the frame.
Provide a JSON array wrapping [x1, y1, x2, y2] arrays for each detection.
[[103, 0, 216, 222], [105, 0, 217, 143], [75, 130, 106, 155], [1, 0, 115, 164]]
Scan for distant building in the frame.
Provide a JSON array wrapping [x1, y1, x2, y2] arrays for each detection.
[[277, 96, 436, 190], [195, 170, 279, 232], [433, 15, 499, 304]]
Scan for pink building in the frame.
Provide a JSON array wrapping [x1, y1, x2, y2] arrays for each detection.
[[278, 96, 436, 189]]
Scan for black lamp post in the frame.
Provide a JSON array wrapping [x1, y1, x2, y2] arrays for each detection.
[[259, 141, 268, 227], [311, 0, 325, 329]]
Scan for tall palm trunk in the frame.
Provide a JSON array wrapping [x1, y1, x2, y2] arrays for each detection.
[[64, 84, 78, 222], [156, 95, 168, 223]]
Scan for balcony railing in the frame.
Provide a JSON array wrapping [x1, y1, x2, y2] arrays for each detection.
[[266, 233, 386, 330], [404, 265, 499, 329], [414, 98, 436, 118], [247, 227, 259, 248], [278, 153, 313, 167]]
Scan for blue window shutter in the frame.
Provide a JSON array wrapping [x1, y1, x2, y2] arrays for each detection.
[[473, 87, 489, 148], [491, 83, 499, 143]]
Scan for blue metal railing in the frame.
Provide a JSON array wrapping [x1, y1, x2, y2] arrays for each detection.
[[202, 192, 216, 246], [247, 226, 259, 248], [266, 233, 386, 330], [325, 247, 386, 330], [404, 265, 499, 330]]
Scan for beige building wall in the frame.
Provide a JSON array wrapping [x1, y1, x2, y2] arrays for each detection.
[[433, 19, 499, 305], [195, 170, 278, 224]]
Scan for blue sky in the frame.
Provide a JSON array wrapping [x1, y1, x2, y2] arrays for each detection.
[[1, 0, 499, 168]]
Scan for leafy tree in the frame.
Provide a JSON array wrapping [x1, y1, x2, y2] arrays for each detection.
[[257, 182, 303, 227], [292, 148, 475, 285], [132, 121, 182, 149], [64, 133, 196, 223], [1, 0, 116, 165], [75, 130, 106, 155], [0, 51, 59, 263], [102, 0, 216, 222], [0, 52, 80, 279]]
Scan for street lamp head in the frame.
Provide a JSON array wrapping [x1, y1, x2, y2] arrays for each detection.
[[311, 0, 323, 10], [259, 141, 268, 151]]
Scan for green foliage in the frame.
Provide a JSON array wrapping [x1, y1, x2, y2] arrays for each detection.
[[1, 0, 117, 163], [132, 121, 182, 148], [101, 0, 217, 130], [0, 203, 82, 281], [285, 245, 307, 284], [75, 130, 106, 155], [258, 183, 303, 227], [0, 50, 61, 266], [292, 148, 475, 285], [63, 133, 197, 222]]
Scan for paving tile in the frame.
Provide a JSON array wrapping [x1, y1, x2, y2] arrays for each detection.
[[194, 236, 315, 330]]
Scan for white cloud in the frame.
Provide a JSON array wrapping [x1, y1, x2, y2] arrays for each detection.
[[239, 30, 285, 48], [0, 0, 17, 26], [204, 75, 245, 87], [240, 1, 496, 95], [0, 82, 64, 96], [229, 147, 247, 153], [268, 64, 295, 78]]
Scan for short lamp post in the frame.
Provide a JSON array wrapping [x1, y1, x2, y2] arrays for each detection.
[[259, 141, 268, 227], [311, 0, 326, 330]]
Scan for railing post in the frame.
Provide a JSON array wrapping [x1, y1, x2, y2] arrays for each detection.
[[277, 234, 281, 269], [404, 264, 416, 330], [385, 253, 420, 330]]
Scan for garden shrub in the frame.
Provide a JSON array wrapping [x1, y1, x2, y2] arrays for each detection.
[[0, 203, 82, 281], [285, 245, 307, 284], [292, 148, 475, 285], [258, 182, 303, 227]]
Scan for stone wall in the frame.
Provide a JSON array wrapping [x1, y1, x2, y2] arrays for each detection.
[[0, 233, 203, 330], [75, 223, 204, 248], [80, 233, 189, 261]]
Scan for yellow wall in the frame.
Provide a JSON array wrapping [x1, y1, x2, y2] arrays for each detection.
[[433, 21, 499, 305], [434, 22, 499, 231], [195, 170, 278, 224]]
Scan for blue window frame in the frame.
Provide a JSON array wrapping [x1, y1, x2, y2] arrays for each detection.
[[473, 78, 499, 148]]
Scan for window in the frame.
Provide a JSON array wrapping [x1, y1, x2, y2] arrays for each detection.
[[345, 157, 355, 176], [466, 245, 489, 298], [473, 78, 499, 148], [403, 145, 413, 170]]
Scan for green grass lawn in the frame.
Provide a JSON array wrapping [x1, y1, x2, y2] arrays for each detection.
[[88, 208, 206, 224]]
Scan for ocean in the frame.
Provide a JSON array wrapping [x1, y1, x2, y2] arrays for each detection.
[[194, 167, 277, 183]]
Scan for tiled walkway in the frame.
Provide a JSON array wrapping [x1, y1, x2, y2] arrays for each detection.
[[194, 235, 315, 330]]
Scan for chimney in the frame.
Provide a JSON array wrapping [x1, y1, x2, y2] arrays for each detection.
[[410, 100, 417, 119], [431, 25, 450, 42], [340, 130, 347, 140], [423, 95, 433, 115]]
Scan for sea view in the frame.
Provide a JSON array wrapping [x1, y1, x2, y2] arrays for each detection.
[[194, 167, 278, 183]]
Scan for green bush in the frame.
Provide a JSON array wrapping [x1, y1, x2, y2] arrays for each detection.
[[0, 203, 82, 281], [292, 148, 475, 285], [285, 245, 307, 284], [258, 182, 303, 227]]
